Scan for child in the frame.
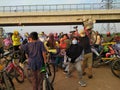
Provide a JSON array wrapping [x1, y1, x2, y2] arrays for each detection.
[[20, 32, 47, 90]]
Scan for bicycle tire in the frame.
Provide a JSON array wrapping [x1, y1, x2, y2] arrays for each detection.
[[46, 63, 55, 84], [3, 71, 15, 90], [89, 30, 97, 45], [0, 72, 10, 90], [42, 78, 54, 90], [111, 59, 120, 78], [92, 56, 102, 68], [14, 65, 24, 83]]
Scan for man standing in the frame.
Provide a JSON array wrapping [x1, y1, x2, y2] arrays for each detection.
[[79, 30, 93, 79], [20, 32, 47, 90], [66, 36, 86, 87]]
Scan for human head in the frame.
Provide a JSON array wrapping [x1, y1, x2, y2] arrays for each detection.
[[13, 30, 19, 35], [106, 32, 111, 36], [79, 30, 85, 37], [62, 34, 69, 39], [72, 37, 78, 44], [48, 33, 54, 40], [29, 32, 38, 40], [42, 32, 44, 34], [96, 31, 99, 35]]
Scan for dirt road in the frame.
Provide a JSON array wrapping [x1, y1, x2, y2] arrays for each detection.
[[14, 65, 120, 90]]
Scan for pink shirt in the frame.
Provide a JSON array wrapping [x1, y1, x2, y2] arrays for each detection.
[[3, 38, 12, 46]]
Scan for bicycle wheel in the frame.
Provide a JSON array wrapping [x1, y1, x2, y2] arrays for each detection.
[[14, 66, 24, 83], [0, 72, 8, 90], [46, 63, 55, 84], [42, 78, 54, 90], [111, 59, 120, 78], [92, 56, 102, 68], [3, 71, 15, 90], [89, 30, 97, 45]]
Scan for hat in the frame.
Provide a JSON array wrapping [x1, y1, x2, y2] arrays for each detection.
[[106, 31, 110, 36], [13, 30, 18, 35], [24, 32, 29, 37], [79, 30, 85, 37]]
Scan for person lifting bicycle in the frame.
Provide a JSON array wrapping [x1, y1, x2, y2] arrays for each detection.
[[77, 17, 97, 45]]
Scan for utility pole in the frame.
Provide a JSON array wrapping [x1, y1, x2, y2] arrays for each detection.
[[102, 0, 113, 9]]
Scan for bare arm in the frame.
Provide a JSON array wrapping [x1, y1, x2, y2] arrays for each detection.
[[42, 51, 47, 64]]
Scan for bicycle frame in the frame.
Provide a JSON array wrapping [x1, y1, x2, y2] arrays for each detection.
[[5, 60, 19, 74], [41, 64, 54, 90], [2, 51, 25, 83]]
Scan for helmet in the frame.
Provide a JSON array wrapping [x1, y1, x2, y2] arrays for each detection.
[[106, 32, 110, 36], [24, 32, 29, 37]]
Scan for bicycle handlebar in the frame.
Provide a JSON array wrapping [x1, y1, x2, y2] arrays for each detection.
[[102, 42, 116, 46]]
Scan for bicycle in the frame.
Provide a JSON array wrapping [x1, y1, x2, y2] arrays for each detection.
[[111, 59, 120, 78], [77, 17, 97, 45], [23, 57, 55, 84], [92, 42, 119, 68], [2, 50, 24, 83], [0, 66, 15, 90], [111, 43, 120, 78], [41, 63, 54, 90], [23, 61, 55, 90], [0, 52, 15, 90]]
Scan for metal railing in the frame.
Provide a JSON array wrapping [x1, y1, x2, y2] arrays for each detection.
[[0, 3, 120, 12]]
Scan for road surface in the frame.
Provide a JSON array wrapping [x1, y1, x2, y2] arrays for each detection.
[[14, 65, 120, 90]]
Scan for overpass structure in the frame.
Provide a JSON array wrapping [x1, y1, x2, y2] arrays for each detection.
[[0, 3, 120, 26]]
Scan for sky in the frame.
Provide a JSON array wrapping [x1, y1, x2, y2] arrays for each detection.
[[0, 0, 119, 35]]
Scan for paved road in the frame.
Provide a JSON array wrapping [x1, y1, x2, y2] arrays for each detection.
[[14, 65, 120, 90]]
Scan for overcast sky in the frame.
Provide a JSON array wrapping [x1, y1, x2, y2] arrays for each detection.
[[0, 0, 119, 35]]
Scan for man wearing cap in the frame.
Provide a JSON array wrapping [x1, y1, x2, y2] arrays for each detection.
[[79, 30, 93, 79]]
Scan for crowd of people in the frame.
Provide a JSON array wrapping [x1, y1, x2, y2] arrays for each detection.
[[0, 28, 120, 90]]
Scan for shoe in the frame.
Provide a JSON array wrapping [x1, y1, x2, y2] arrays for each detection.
[[82, 72, 86, 76], [78, 80, 87, 87], [63, 71, 68, 74], [88, 75, 93, 79]]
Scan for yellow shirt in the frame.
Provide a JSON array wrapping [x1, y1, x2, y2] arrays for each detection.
[[12, 35, 21, 46]]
